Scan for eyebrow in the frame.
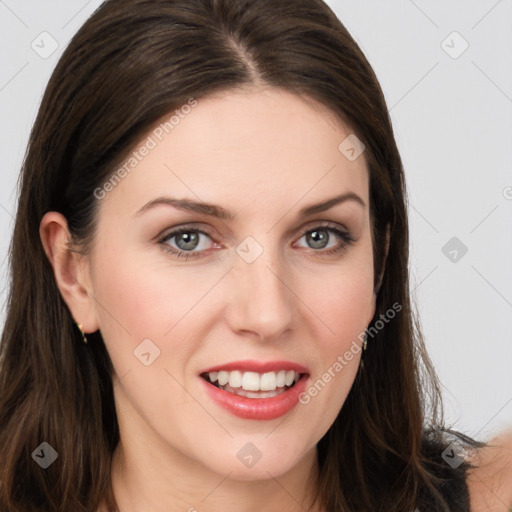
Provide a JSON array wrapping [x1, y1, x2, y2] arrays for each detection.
[[135, 192, 366, 220]]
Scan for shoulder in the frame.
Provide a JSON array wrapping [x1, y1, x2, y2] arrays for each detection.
[[466, 430, 512, 512]]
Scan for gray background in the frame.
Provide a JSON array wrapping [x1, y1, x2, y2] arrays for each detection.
[[1, 0, 511, 439]]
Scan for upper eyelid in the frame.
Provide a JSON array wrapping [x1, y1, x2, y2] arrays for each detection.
[[159, 219, 349, 236], [296, 221, 349, 234], [157, 223, 213, 240]]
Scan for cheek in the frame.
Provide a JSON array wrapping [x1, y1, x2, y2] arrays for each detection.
[[89, 250, 174, 368], [306, 274, 370, 380], [92, 257, 166, 334], [90, 247, 222, 377], [311, 273, 372, 324], [302, 254, 374, 346], [92, 243, 206, 330], [295, 266, 371, 436], [295, 247, 373, 418]]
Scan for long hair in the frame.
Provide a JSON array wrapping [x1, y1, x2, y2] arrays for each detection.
[[0, 1, 481, 510]]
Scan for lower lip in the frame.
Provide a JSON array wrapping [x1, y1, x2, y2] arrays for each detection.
[[200, 374, 309, 420]]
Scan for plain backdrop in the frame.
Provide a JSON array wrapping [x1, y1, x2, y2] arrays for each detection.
[[1, 0, 511, 440]]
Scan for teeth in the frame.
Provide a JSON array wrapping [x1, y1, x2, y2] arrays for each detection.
[[217, 371, 229, 386], [222, 384, 287, 399], [206, 370, 302, 392], [260, 372, 276, 391], [242, 371, 261, 391], [228, 370, 242, 388]]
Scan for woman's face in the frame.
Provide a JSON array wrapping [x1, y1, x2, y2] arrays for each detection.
[[85, 87, 376, 481]]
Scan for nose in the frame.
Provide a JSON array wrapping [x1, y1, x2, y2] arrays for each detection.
[[225, 245, 296, 342]]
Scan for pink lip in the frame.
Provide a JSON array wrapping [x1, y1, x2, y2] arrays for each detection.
[[200, 373, 309, 420], [199, 359, 310, 375]]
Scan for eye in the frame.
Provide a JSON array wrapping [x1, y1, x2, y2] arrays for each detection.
[[294, 223, 356, 255], [157, 222, 356, 261], [158, 226, 217, 260]]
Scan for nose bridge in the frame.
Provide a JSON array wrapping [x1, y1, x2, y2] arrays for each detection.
[[228, 235, 295, 340]]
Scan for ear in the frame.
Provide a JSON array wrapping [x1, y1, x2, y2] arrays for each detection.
[[39, 212, 99, 334], [368, 223, 391, 324]]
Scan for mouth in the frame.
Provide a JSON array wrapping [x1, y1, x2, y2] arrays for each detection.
[[198, 362, 311, 420], [200, 369, 307, 399]]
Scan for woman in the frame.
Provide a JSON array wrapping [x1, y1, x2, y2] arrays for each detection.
[[0, 0, 488, 510]]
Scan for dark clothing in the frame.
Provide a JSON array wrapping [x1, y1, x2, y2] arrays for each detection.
[[416, 431, 474, 511]]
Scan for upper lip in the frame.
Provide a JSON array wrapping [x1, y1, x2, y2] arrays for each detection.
[[199, 359, 310, 375]]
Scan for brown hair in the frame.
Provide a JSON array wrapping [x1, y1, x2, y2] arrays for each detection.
[[0, 0, 482, 510]]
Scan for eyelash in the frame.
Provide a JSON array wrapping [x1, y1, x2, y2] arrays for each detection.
[[157, 222, 356, 260]]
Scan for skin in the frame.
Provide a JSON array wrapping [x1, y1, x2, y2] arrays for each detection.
[[40, 86, 387, 512], [467, 430, 512, 511]]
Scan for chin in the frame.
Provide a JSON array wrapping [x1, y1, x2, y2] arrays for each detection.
[[199, 437, 312, 481]]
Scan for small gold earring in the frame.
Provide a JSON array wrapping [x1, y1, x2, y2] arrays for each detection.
[[360, 334, 368, 372], [76, 322, 88, 344]]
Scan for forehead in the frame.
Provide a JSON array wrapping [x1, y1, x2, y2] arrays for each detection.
[[99, 86, 369, 217]]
